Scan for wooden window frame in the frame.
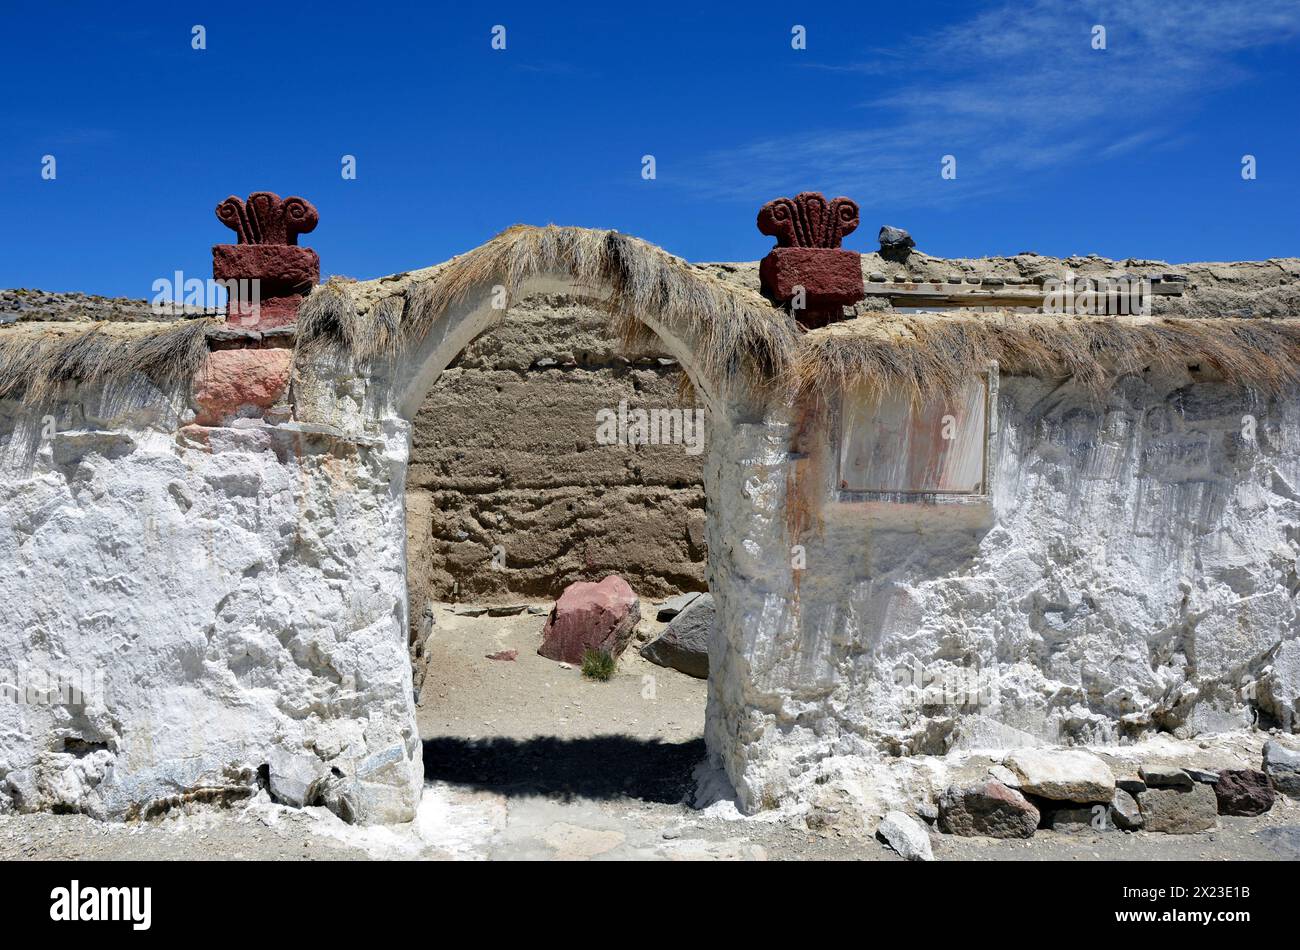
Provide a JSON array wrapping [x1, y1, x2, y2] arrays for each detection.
[[833, 364, 999, 505]]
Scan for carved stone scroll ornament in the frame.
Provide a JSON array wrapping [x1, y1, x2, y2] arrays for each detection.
[[215, 192, 319, 246]]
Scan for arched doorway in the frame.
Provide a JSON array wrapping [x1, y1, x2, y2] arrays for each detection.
[[292, 224, 799, 817]]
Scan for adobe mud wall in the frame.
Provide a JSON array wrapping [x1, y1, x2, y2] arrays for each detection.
[[407, 253, 1300, 611], [15, 251, 1294, 619], [407, 294, 707, 609]]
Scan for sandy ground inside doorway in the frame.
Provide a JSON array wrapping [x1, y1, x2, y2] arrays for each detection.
[[3, 602, 1299, 860], [416, 604, 706, 745]]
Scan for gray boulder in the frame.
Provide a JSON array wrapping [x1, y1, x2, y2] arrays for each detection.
[[1264, 740, 1300, 797], [1138, 782, 1218, 834], [641, 593, 712, 679], [878, 225, 916, 259], [1110, 788, 1143, 830], [938, 781, 1039, 839], [876, 810, 934, 861], [1004, 749, 1115, 802]]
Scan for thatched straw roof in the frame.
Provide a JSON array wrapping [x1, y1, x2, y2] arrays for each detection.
[[296, 225, 800, 386], [793, 311, 1300, 404], [3, 227, 1299, 410], [0, 318, 215, 406]]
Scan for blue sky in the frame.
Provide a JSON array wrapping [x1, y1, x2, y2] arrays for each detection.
[[1, 0, 1298, 297]]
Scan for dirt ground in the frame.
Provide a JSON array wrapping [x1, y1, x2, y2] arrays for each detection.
[[2, 603, 1298, 861], [417, 605, 707, 745]]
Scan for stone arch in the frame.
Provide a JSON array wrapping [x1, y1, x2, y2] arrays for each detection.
[[390, 271, 718, 421], [295, 225, 793, 422], [290, 225, 801, 813]]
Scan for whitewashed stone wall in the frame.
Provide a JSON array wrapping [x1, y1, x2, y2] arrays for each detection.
[[0, 374, 422, 822], [3, 296, 1297, 825], [705, 369, 1300, 812]]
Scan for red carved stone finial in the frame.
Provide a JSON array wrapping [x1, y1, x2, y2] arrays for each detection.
[[757, 192, 864, 329], [212, 192, 321, 329], [757, 192, 859, 249], [215, 192, 319, 246]]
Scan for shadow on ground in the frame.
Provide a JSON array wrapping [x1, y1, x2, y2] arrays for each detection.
[[422, 735, 705, 804]]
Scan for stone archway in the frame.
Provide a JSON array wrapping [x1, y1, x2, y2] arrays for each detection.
[[290, 225, 801, 818]]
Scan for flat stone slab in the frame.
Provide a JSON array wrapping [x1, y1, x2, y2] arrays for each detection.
[[1004, 749, 1116, 803], [654, 592, 701, 622], [1140, 763, 1194, 789], [1138, 782, 1218, 834], [486, 604, 530, 617]]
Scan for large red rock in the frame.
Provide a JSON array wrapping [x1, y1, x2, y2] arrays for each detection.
[[1214, 769, 1275, 816], [539, 576, 640, 665]]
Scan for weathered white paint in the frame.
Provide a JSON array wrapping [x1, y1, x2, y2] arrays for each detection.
[[839, 379, 988, 493], [705, 369, 1300, 812], [0, 377, 422, 822], [0, 263, 740, 823]]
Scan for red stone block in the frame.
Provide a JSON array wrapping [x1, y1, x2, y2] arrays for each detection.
[[225, 294, 303, 330], [192, 349, 293, 426], [212, 244, 320, 288], [759, 247, 864, 307]]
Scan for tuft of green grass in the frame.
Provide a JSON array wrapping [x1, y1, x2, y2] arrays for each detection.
[[580, 649, 616, 682]]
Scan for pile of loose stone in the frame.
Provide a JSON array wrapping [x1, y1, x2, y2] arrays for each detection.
[[877, 739, 1299, 860], [0, 288, 210, 323]]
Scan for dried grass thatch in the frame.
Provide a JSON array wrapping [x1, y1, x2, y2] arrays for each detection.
[[0, 318, 216, 406], [792, 311, 1300, 404], [296, 225, 799, 386], [4, 231, 1299, 412]]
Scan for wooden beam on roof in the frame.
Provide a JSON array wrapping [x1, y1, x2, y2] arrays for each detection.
[[865, 277, 1186, 310]]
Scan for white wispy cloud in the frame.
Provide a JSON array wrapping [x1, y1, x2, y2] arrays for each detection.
[[679, 0, 1300, 205]]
